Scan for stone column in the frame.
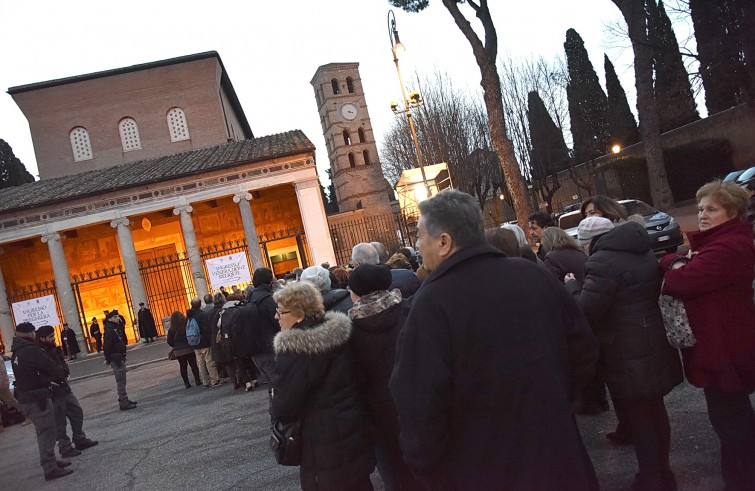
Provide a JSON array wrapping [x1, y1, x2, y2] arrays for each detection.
[[233, 192, 263, 270], [110, 218, 148, 309], [294, 179, 336, 266], [0, 252, 16, 350], [173, 205, 209, 298], [41, 233, 83, 338]]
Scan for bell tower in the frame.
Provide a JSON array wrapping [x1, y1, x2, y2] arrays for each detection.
[[311, 63, 393, 215]]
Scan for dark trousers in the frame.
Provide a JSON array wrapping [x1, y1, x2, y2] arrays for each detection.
[[53, 392, 86, 451], [233, 357, 255, 386], [177, 353, 200, 386], [20, 398, 57, 474], [93, 336, 102, 353], [704, 388, 755, 491], [615, 397, 674, 489]]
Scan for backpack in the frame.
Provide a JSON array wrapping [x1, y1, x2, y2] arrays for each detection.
[[218, 301, 248, 358], [185, 317, 201, 347]]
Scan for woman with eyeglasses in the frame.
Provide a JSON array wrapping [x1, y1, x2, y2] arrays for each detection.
[[271, 281, 375, 490]]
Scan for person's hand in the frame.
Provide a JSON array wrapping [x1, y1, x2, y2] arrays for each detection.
[[564, 273, 576, 283], [686, 249, 698, 260]]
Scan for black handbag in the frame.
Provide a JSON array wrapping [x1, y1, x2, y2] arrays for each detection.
[[270, 419, 302, 466]]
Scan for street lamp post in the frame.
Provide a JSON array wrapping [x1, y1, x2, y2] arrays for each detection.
[[388, 10, 431, 200]]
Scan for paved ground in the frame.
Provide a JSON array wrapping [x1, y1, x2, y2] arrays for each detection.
[[2, 337, 749, 490]]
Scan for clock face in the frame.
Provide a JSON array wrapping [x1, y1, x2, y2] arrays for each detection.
[[340, 103, 359, 121]]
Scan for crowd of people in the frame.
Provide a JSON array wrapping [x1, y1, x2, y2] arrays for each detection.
[[6, 180, 755, 490]]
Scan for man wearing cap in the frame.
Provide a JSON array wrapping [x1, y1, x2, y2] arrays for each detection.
[[10, 322, 73, 481], [89, 317, 102, 353], [103, 310, 136, 411], [389, 190, 599, 490], [36, 325, 98, 458], [136, 301, 157, 343]]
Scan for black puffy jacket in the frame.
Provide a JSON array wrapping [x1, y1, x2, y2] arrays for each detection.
[[271, 312, 374, 490], [567, 221, 683, 400], [249, 285, 279, 356], [10, 336, 66, 401]]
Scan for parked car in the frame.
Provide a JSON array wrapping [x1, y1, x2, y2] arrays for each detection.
[[723, 169, 746, 182], [735, 166, 755, 188], [1, 355, 24, 428], [557, 199, 684, 253]]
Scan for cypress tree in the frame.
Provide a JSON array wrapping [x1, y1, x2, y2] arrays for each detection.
[[604, 55, 640, 148], [647, 0, 699, 132], [0, 139, 35, 189], [564, 28, 611, 164], [690, 0, 746, 114], [528, 91, 571, 176]]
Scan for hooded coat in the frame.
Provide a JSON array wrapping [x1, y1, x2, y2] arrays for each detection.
[[271, 312, 375, 491], [390, 242, 599, 491], [660, 218, 755, 393], [568, 221, 683, 401]]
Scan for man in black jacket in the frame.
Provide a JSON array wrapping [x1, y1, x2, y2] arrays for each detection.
[[10, 322, 72, 481], [389, 190, 600, 491], [249, 268, 280, 389], [187, 297, 220, 387], [36, 325, 98, 458], [103, 310, 136, 411]]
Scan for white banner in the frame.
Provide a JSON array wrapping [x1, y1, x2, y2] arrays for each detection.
[[11, 295, 61, 328], [205, 252, 252, 289]]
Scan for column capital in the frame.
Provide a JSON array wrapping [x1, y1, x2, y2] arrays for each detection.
[[41, 232, 62, 244], [233, 192, 252, 203], [173, 204, 194, 215], [110, 217, 131, 229]]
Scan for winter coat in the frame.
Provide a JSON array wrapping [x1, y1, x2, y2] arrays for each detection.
[[90, 321, 102, 340], [389, 268, 421, 298], [187, 307, 212, 349], [544, 247, 588, 284], [390, 242, 599, 491], [250, 284, 279, 356], [660, 218, 755, 393], [567, 221, 683, 401], [103, 319, 127, 364], [39, 343, 72, 398], [167, 317, 194, 357], [271, 312, 375, 491], [321, 288, 353, 314], [216, 300, 256, 359], [63, 327, 80, 355], [137, 307, 158, 338], [10, 336, 66, 401], [208, 304, 230, 363]]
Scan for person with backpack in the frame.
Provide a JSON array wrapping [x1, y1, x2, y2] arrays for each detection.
[[167, 311, 201, 389], [186, 298, 220, 388], [249, 268, 280, 390]]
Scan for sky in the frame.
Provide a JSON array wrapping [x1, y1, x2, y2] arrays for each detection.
[[0, 0, 695, 185]]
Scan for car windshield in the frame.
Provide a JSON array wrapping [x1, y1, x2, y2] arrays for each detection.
[[737, 167, 755, 182], [723, 170, 744, 182], [622, 200, 658, 217], [559, 213, 583, 230]]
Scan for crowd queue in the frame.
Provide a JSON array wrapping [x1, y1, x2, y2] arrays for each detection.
[[6, 179, 755, 490]]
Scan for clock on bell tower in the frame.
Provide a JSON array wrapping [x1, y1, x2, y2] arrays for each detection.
[[310, 63, 393, 215]]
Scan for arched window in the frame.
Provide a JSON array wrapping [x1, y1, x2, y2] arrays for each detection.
[[346, 77, 355, 94], [69, 127, 93, 162], [119, 117, 142, 151], [363, 150, 371, 165], [348, 153, 356, 168], [342, 130, 352, 146], [331, 79, 340, 95], [167, 107, 190, 142], [357, 128, 366, 143]]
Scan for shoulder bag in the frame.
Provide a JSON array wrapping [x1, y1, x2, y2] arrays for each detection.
[[658, 279, 696, 349]]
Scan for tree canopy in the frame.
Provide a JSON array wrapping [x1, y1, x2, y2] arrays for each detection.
[[0, 139, 35, 189]]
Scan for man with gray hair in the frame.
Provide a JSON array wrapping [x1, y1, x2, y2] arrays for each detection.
[[351, 242, 380, 267], [202, 293, 214, 312], [389, 190, 599, 490]]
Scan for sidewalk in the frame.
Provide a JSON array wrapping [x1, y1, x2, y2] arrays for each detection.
[[67, 337, 170, 381]]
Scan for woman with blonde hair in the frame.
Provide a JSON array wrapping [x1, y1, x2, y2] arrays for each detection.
[[660, 180, 755, 490], [271, 281, 375, 490]]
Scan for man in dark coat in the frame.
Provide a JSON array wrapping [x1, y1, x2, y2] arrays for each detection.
[[61, 324, 79, 360], [249, 268, 280, 389], [389, 190, 600, 491], [36, 325, 98, 458], [89, 317, 102, 353], [11, 322, 72, 481], [103, 311, 136, 411], [136, 302, 157, 343]]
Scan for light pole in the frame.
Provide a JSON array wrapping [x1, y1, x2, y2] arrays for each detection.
[[388, 10, 431, 200]]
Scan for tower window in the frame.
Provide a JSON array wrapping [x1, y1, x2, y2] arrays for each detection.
[[358, 128, 366, 143], [348, 153, 356, 168], [119, 117, 142, 151], [343, 130, 352, 146], [346, 77, 355, 94], [69, 127, 93, 162], [331, 79, 340, 95], [363, 150, 371, 165], [167, 107, 190, 142]]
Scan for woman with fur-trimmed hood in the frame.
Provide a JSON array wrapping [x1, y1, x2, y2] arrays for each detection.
[[271, 281, 375, 491]]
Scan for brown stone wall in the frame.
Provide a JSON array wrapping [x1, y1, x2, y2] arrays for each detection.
[[12, 58, 240, 180]]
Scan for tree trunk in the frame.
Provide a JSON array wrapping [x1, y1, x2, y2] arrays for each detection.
[[612, 0, 675, 210], [442, 0, 533, 225]]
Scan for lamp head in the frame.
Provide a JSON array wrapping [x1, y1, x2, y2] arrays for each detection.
[[390, 101, 399, 113]]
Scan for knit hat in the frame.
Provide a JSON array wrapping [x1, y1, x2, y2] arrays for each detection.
[[36, 325, 55, 337], [253, 267, 273, 287], [348, 264, 392, 297], [577, 216, 615, 246], [15, 322, 35, 333], [300, 266, 331, 293]]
